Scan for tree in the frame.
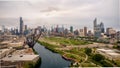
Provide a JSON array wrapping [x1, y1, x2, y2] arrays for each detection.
[[85, 48, 92, 55], [92, 54, 105, 61]]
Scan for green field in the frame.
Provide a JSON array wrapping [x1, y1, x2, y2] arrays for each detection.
[[44, 37, 92, 45], [38, 37, 120, 67]]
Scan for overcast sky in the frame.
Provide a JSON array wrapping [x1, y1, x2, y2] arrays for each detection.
[[0, 0, 119, 31]]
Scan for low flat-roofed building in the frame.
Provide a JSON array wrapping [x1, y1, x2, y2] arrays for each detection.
[[1, 41, 11, 44], [0, 48, 14, 59], [2, 55, 39, 62], [97, 48, 120, 60], [9, 42, 23, 47]]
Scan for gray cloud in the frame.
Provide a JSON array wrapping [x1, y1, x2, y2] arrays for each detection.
[[0, 0, 119, 31]]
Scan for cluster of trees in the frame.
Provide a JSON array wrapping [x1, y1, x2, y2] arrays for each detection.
[[92, 54, 105, 61], [84, 48, 113, 67], [85, 48, 92, 55]]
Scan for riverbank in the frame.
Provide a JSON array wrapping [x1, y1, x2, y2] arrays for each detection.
[[38, 37, 114, 67], [23, 48, 41, 68], [38, 37, 120, 67], [38, 41, 64, 54], [37, 40, 84, 67], [34, 42, 71, 68], [33, 48, 41, 68]]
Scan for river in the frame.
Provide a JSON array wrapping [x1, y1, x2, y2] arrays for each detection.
[[33, 43, 71, 68]]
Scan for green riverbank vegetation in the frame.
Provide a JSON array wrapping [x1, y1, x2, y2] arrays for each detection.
[[38, 37, 120, 67]]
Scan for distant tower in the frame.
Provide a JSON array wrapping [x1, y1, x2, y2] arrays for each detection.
[[62, 25, 64, 33], [93, 18, 97, 33], [20, 17, 24, 35], [24, 25, 27, 30], [56, 25, 59, 33], [84, 27, 87, 36], [2, 25, 5, 33], [70, 26, 73, 33], [94, 18, 97, 27], [93, 18, 98, 37], [93, 18, 105, 38], [100, 22, 104, 33]]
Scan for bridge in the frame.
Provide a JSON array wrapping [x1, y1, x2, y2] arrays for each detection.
[[24, 28, 43, 48]]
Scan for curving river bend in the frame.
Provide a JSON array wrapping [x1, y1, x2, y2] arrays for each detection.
[[34, 43, 71, 68]]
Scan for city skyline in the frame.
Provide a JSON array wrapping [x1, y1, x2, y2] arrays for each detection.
[[0, 0, 119, 30], [0, 1, 120, 67]]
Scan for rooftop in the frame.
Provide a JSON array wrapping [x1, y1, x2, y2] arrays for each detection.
[[2, 55, 39, 62], [0, 49, 10, 54]]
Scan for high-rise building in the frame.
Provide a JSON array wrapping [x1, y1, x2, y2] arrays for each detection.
[[100, 22, 104, 33], [93, 18, 105, 38], [106, 28, 111, 35], [64, 28, 68, 35], [84, 27, 87, 36], [56, 25, 59, 33], [2, 25, 5, 33], [106, 27, 116, 35], [79, 29, 84, 37], [61, 25, 64, 33], [74, 29, 79, 36], [88, 30, 93, 37], [70, 26, 73, 33], [20, 17, 24, 35], [116, 31, 120, 41], [15, 28, 19, 35], [94, 18, 97, 28], [24, 25, 27, 30], [93, 18, 100, 37]]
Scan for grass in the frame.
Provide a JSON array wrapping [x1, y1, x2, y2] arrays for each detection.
[[81, 63, 96, 67], [100, 60, 113, 67], [38, 40, 90, 65], [38, 41, 86, 62], [38, 41, 64, 55], [114, 60, 120, 66], [38, 37, 95, 67], [44, 37, 92, 45], [23, 62, 35, 68], [33, 48, 38, 54], [23, 58, 41, 68], [66, 48, 86, 59], [38, 37, 120, 67]]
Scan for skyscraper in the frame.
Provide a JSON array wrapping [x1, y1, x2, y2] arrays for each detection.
[[84, 27, 87, 36], [24, 25, 27, 30], [100, 22, 104, 33], [79, 29, 84, 37], [93, 18, 105, 38], [93, 18, 99, 37], [2, 25, 5, 33], [20, 17, 24, 35], [93, 18, 97, 33], [70, 26, 73, 33]]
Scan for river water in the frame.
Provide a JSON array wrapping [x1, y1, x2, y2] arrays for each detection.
[[34, 43, 71, 68]]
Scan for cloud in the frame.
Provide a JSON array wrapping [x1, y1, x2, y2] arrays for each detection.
[[0, 0, 119, 31]]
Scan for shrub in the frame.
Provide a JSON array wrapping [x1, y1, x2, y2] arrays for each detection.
[[85, 48, 92, 55], [100, 60, 113, 67], [92, 54, 105, 61]]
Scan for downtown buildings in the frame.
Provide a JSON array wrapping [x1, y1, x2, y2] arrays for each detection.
[[93, 18, 104, 38], [19, 17, 29, 35], [0, 17, 119, 43]]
